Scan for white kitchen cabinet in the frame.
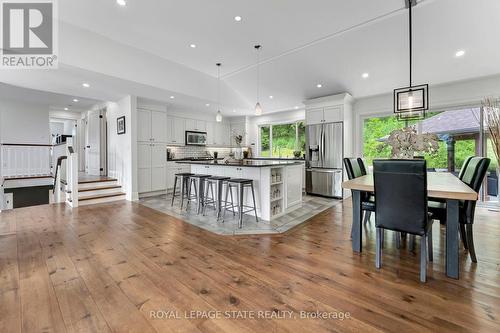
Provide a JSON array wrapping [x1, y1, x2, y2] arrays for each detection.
[[167, 116, 185, 145], [138, 109, 152, 142], [230, 122, 246, 147], [138, 142, 167, 193], [185, 119, 206, 132], [323, 107, 343, 123], [206, 121, 215, 145], [137, 109, 167, 142], [305, 107, 343, 125], [286, 165, 303, 208], [214, 122, 231, 146], [151, 111, 167, 143]]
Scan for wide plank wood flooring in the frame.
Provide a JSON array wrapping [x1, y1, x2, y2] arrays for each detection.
[[0, 200, 499, 332]]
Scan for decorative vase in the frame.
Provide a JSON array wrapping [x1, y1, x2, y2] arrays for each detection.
[[234, 147, 244, 160]]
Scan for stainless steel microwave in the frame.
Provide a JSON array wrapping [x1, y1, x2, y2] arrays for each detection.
[[185, 131, 207, 146]]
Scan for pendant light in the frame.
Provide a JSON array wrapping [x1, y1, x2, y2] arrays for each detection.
[[393, 0, 429, 121], [215, 63, 223, 122], [254, 45, 263, 116]]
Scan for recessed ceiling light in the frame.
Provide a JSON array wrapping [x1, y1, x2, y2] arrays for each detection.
[[73, 98, 79, 102], [234, 16, 242, 22], [362, 73, 369, 79], [116, 0, 126, 6], [294, 106, 299, 110], [205, 103, 210, 107], [233, 110, 237, 113], [455, 50, 465, 57], [170, 96, 175, 99], [82, 83, 90, 88], [316, 84, 322, 88], [64, 107, 69, 111], [269, 95, 273, 99], [189, 44, 197, 48]]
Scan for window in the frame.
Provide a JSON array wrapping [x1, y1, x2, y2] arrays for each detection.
[[362, 107, 498, 204], [259, 121, 305, 158]]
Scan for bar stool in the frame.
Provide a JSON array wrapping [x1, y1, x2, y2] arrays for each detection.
[[202, 176, 233, 220], [171, 173, 193, 209], [186, 174, 211, 214], [223, 179, 258, 228]]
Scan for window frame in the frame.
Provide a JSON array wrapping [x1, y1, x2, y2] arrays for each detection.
[[258, 120, 305, 158]]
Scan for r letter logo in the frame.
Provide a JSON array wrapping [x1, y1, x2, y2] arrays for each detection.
[[1, 0, 58, 69]]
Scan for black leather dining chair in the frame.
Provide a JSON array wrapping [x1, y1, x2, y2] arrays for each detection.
[[344, 158, 375, 224], [429, 156, 474, 226], [373, 159, 433, 282], [429, 157, 490, 263]]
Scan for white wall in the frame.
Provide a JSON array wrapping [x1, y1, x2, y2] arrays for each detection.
[[106, 95, 138, 201], [353, 74, 500, 156], [0, 98, 50, 144]]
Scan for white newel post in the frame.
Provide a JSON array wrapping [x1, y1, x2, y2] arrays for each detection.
[[66, 138, 79, 208]]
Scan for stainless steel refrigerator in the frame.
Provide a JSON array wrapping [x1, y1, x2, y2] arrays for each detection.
[[305, 122, 343, 198]]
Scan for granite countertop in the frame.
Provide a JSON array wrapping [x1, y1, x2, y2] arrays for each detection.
[[244, 157, 305, 161], [175, 160, 303, 167]]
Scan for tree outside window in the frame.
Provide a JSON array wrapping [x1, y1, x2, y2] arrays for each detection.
[[259, 121, 305, 158]]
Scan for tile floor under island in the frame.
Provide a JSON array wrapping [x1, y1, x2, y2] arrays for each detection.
[[139, 194, 341, 235]]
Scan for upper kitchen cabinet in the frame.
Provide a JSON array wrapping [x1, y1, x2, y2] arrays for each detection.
[[305, 106, 343, 125], [167, 116, 185, 145], [206, 121, 216, 145], [137, 108, 168, 143], [185, 119, 206, 132], [230, 122, 246, 147], [304, 93, 354, 161]]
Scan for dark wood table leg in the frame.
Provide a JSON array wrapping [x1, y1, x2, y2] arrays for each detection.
[[352, 190, 362, 252], [446, 199, 460, 279]]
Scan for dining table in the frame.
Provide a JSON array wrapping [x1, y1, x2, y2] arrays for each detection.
[[342, 172, 478, 279]]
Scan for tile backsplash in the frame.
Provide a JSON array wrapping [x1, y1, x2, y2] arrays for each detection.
[[167, 146, 238, 160]]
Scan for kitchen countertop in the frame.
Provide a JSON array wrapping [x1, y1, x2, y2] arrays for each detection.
[[244, 157, 305, 161], [175, 160, 303, 167]]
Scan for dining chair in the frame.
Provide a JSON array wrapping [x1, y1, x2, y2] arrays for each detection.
[[429, 157, 490, 263], [343, 158, 375, 224], [429, 156, 474, 226], [373, 159, 433, 282]]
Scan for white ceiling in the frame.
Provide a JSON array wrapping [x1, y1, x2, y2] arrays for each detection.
[[0, 82, 101, 113], [2, 0, 500, 115]]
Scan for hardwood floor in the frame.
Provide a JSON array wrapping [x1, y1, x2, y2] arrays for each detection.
[[0, 200, 499, 332]]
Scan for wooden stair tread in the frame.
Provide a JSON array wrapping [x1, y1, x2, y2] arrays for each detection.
[[78, 185, 122, 192], [78, 178, 117, 184], [4, 175, 54, 180], [79, 192, 125, 201]]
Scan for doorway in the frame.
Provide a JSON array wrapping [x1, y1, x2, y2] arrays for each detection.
[[84, 108, 108, 176]]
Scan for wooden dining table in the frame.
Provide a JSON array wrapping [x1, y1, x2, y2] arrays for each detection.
[[342, 172, 478, 279]]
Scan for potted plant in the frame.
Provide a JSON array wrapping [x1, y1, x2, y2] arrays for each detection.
[[378, 126, 440, 159], [232, 130, 245, 160], [482, 97, 500, 198]]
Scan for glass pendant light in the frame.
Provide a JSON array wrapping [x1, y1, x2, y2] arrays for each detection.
[[254, 45, 263, 116], [216, 63, 223, 122]]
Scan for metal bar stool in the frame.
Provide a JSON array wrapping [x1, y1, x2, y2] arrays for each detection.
[[171, 173, 193, 209], [202, 176, 233, 220], [222, 178, 258, 228], [186, 174, 211, 214]]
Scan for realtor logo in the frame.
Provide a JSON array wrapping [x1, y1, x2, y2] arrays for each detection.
[[1, 0, 58, 68]]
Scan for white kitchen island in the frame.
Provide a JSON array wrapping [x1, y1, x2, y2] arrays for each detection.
[[176, 160, 303, 221]]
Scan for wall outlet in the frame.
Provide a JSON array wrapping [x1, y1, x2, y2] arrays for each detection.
[[3, 193, 13, 210]]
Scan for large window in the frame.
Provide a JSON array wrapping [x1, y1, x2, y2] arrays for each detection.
[[362, 107, 498, 204], [259, 121, 305, 158]]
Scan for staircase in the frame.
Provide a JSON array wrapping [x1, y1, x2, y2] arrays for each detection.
[[78, 178, 126, 206]]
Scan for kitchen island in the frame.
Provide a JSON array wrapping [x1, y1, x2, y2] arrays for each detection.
[[176, 160, 304, 221]]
